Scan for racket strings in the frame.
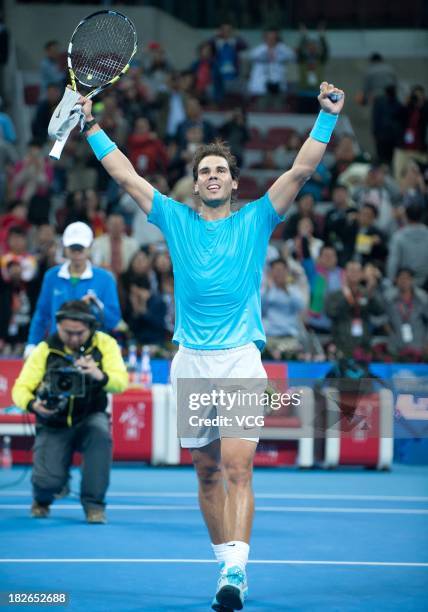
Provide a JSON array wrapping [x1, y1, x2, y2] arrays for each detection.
[[71, 13, 136, 87]]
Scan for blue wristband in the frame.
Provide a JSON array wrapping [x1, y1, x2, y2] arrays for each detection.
[[310, 110, 339, 144], [87, 130, 117, 161]]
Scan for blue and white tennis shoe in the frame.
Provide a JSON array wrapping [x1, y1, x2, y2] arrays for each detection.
[[211, 563, 248, 611]]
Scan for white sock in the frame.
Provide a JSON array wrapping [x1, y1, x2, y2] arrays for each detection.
[[211, 542, 228, 564], [223, 540, 250, 571]]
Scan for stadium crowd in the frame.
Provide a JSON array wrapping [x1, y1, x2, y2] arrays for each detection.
[[1, 24, 428, 363]]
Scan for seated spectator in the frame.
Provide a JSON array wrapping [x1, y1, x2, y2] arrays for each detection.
[[0, 200, 31, 254], [92, 213, 139, 277], [399, 160, 427, 210], [39, 40, 66, 98], [325, 260, 384, 358], [127, 117, 169, 175], [247, 29, 295, 110], [118, 79, 153, 127], [158, 269, 175, 338], [286, 218, 324, 262], [323, 184, 355, 265], [119, 248, 157, 310], [31, 223, 62, 271], [170, 175, 197, 209], [1, 226, 37, 283], [10, 140, 53, 204], [56, 190, 85, 232], [175, 97, 216, 149], [169, 125, 205, 182], [207, 23, 247, 97], [303, 245, 344, 333], [122, 275, 168, 346], [119, 62, 155, 105], [352, 203, 388, 270], [85, 189, 107, 237], [361, 262, 390, 339], [387, 203, 428, 288], [330, 135, 368, 185], [32, 84, 62, 143], [353, 164, 400, 235], [121, 248, 174, 343], [28, 223, 63, 305], [54, 134, 97, 194], [383, 268, 428, 360], [155, 70, 193, 141], [219, 108, 249, 168], [57, 189, 104, 236], [276, 244, 310, 307], [119, 175, 168, 247], [96, 92, 128, 148], [282, 193, 322, 240], [262, 258, 306, 360], [152, 250, 173, 294], [0, 259, 33, 356]]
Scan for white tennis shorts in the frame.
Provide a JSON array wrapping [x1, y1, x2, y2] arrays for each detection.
[[170, 342, 268, 448]]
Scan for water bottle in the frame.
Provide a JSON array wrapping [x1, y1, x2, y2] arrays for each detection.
[[140, 345, 153, 390], [127, 342, 138, 386], [0, 436, 13, 469]]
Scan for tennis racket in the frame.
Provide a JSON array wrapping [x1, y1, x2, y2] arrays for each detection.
[[49, 9, 137, 159]]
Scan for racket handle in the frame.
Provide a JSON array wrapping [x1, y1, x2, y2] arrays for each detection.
[[49, 138, 67, 160], [327, 92, 343, 103]]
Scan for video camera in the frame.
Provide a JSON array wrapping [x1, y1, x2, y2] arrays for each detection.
[[36, 366, 86, 416]]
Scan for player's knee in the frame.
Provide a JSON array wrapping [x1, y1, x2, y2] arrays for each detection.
[[194, 459, 223, 488], [223, 462, 253, 487]]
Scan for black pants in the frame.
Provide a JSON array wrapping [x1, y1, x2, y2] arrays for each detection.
[[32, 412, 112, 511]]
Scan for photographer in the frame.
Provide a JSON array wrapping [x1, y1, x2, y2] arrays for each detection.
[[325, 260, 384, 358], [12, 300, 128, 523]]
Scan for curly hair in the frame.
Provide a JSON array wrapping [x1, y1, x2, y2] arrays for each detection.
[[192, 140, 240, 182]]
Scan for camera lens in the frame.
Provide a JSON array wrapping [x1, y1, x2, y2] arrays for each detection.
[[58, 374, 73, 392]]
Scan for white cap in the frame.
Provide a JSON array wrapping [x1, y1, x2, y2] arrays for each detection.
[[63, 222, 94, 248]]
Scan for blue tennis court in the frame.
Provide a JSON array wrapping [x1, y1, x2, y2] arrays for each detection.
[[1, 464, 427, 611]]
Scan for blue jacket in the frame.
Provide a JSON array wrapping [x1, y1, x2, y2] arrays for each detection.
[[27, 262, 121, 345]]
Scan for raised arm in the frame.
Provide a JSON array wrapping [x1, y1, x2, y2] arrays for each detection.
[[268, 82, 345, 217], [80, 97, 154, 215]]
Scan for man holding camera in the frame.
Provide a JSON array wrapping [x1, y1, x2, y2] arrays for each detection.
[[325, 261, 384, 358], [12, 300, 128, 523]]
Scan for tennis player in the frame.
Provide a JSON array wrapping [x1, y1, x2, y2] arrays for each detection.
[[79, 81, 344, 611]]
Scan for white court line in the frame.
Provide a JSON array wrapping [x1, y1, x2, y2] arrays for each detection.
[[1, 491, 428, 502], [0, 559, 427, 567], [1, 504, 428, 514]]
